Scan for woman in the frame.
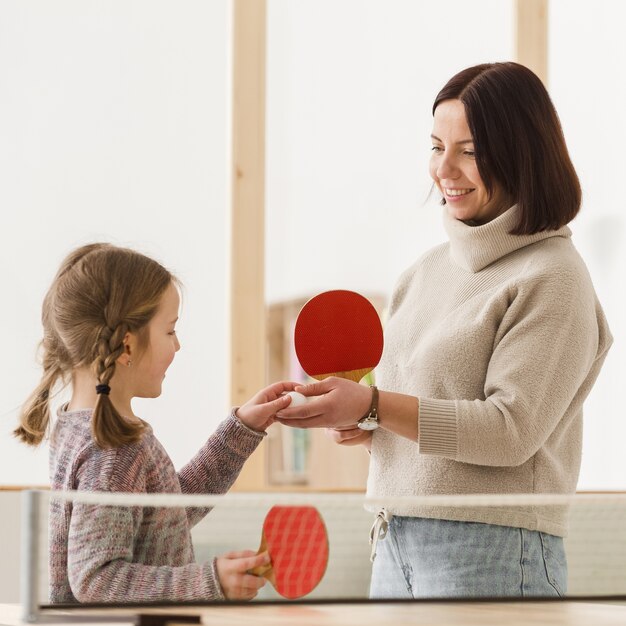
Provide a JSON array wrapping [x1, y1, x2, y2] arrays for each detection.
[[276, 62, 613, 599]]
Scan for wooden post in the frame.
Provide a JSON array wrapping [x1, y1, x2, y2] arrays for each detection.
[[230, 0, 267, 490], [516, 0, 549, 85]]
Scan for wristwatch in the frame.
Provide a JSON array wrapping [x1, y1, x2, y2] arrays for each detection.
[[357, 385, 380, 431]]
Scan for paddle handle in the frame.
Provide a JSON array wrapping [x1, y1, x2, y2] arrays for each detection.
[[312, 367, 372, 383], [248, 534, 276, 586]]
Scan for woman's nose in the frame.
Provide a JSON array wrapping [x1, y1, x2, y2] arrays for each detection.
[[437, 154, 459, 180]]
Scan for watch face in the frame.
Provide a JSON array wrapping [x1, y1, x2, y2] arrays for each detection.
[[357, 418, 379, 431]]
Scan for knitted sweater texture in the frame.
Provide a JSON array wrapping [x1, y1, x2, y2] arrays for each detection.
[[367, 206, 612, 536], [48, 409, 264, 603]]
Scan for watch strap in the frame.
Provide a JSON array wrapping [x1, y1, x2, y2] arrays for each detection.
[[357, 385, 379, 430]]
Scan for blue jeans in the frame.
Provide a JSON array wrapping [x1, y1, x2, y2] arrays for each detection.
[[370, 516, 567, 599]]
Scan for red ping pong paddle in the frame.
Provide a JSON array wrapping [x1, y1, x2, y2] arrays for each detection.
[[294, 290, 384, 383], [249, 505, 329, 599]]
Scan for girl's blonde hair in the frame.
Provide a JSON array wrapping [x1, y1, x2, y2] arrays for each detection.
[[14, 243, 176, 449]]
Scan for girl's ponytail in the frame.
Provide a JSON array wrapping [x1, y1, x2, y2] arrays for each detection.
[[14, 349, 63, 446], [91, 323, 146, 449]]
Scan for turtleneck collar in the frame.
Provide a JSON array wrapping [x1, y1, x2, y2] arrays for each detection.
[[443, 205, 572, 273]]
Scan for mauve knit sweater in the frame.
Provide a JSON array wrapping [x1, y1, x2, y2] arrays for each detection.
[[48, 408, 265, 603]]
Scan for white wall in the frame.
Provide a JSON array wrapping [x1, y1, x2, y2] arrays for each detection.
[[549, 0, 626, 489], [0, 1, 231, 484], [265, 0, 515, 302]]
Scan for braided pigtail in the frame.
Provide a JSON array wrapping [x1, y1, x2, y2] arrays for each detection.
[[14, 338, 65, 446], [92, 323, 146, 449]]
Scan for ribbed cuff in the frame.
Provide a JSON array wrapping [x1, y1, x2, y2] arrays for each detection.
[[418, 397, 458, 458], [208, 557, 226, 600]]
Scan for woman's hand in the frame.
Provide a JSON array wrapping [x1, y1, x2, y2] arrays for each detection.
[[236, 381, 299, 432], [215, 550, 269, 600], [276, 376, 372, 429], [326, 426, 373, 450]]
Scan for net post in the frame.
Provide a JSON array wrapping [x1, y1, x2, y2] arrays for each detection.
[[21, 489, 42, 623]]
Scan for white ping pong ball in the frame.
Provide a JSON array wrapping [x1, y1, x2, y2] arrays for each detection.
[[285, 391, 308, 406]]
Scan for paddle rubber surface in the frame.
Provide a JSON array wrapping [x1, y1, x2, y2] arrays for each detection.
[[263, 505, 329, 599], [294, 290, 383, 382]]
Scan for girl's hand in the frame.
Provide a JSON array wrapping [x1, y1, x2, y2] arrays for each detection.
[[236, 381, 299, 432], [326, 426, 373, 450], [215, 550, 269, 600], [276, 377, 371, 430]]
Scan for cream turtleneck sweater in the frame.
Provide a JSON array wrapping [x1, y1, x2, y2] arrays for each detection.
[[367, 205, 612, 536]]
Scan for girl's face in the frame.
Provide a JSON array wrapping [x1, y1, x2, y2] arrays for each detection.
[[130, 282, 181, 399], [429, 99, 510, 225]]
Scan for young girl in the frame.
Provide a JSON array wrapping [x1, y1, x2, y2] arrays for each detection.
[[14, 242, 297, 604]]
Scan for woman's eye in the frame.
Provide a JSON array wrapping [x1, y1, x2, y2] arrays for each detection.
[[431, 146, 443, 153], [463, 150, 476, 157], [168, 330, 177, 336]]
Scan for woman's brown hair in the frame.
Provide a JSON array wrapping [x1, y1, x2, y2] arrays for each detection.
[[433, 62, 581, 234], [14, 243, 176, 449]]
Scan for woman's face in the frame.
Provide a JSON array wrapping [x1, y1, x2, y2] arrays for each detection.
[[429, 99, 510, 225]]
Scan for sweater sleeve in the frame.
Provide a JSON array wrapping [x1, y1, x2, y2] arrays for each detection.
[[178, 411, 265, 527], [67, 502, 224, 602], [418, 266, 612, 466], [67, 446, 225, 603]]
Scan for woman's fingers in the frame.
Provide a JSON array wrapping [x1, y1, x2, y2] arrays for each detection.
[[275, 396, 328, 420], [326, 427, 359, 442], [276, 401, 335, 428], [295, 378, 335, 397], [326, 427, 372, 446], [277, 416, 329, 429]]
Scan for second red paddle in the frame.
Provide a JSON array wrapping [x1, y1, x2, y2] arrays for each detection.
[[249, 505, 329, 599], [294, 290, 383, 383]]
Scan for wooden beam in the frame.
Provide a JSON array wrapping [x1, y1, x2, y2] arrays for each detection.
[[230, 0, 267, 491], [516, 0, 549, 86]]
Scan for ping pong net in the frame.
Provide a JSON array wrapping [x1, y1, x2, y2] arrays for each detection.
[[19, 490, 626, 623]]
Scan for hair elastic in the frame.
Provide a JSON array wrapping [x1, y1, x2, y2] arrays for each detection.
[[95, 384, 111, 396]]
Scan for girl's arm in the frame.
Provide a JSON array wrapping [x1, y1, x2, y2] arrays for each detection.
[[61, 442, 269, 602], [177, 413, 265, 526], [67, 502, 221, 602], [178, 411, 265, 493], [177, 381, 298, 527], [66, 501, 269, 602]]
